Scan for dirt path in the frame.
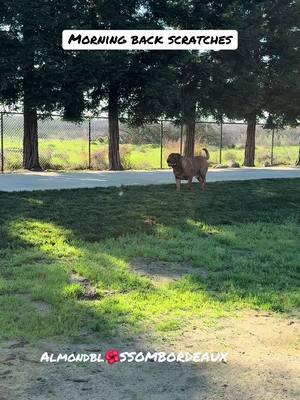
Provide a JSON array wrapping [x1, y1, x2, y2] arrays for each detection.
[[1, 312, 299, 400]]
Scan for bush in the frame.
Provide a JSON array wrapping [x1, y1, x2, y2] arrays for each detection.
[[91, 149, 109, 170], [223, 150, 237, 162], [256, 154, 271, 165], [163, 140, 181, 155], [120, 144, 133, 169]]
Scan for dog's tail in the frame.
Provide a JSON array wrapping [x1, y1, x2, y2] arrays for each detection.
[[202, 148, 210, 160]]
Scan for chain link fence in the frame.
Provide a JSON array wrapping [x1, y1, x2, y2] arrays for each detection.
[[1, 111, 300, 172], [38, 116, 90, 170], [119, 120, 162, 169]]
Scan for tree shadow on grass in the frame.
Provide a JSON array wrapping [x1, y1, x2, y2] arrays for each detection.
[[0, 181, 298, 400], [0, 179, 299, 246], [0, 179, 299, 341]]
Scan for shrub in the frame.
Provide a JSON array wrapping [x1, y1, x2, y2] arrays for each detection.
[[256, 154, 271, 165], [91, 149, 109, 170], [120, 144, 133, 169], [163, 140, 181, 154], [223, 150, 237, 162], [135, 160, 153, 170]]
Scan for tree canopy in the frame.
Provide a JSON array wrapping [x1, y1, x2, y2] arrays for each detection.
[[0, 0, 299, 169]]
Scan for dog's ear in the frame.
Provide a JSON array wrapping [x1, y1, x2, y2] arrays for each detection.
[[175, 153, 182, 164]]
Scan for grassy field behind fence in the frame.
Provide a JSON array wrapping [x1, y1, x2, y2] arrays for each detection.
[[3, 138, 299, 170], [0, 179, 299, 341]]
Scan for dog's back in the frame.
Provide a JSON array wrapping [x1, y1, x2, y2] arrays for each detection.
[[181, 148, 209, 177]]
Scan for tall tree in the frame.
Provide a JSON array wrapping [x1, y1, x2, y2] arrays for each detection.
[[210, 0, 269, 166], [0, 0, 89, 169], [206, 0, 300, 166], [0, 0, 49, 169], [264, 0, 300, 128], [86, 0, 161, 170], [149, 0, 236, 157]]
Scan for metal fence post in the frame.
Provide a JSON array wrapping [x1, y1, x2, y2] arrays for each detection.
[[180, 123, 183, 155], [160, 120, 163, 169], [219, 120, 223, 164], [88, 118, 91, 169], [1, 112, 3, 174], [271, 128, 275, 166]]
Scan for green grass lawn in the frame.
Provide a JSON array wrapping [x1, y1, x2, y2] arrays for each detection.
[[3, 138, 299, 170], [0, 179, 299, 342]]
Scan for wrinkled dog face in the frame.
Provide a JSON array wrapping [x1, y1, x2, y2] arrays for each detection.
[[167, 153, 181, 168]]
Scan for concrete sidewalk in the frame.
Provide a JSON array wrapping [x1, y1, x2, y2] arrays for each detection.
[[0, 167, 300, 192]]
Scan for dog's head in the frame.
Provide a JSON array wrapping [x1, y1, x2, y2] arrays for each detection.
[[167, 153, 181, 168]]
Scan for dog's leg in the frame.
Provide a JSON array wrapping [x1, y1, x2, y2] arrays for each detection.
[[176, 178, 181, 192], [196, 176, 202, 190], [197, 173, 206, 191], [188, 177, 193, 191], [201, 169, 208, 191]]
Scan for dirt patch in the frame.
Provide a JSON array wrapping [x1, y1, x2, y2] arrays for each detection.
[[170, 311, 300, 399], [15, 294, 51, 314], [69, 273, 101, 300], [0, 311, 299, 400], [131, 257, 208, 284]]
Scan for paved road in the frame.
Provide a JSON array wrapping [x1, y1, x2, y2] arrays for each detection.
[[0, 167, 300, 192]]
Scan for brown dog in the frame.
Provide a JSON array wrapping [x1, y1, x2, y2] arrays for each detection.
[[167, 149, 209, 192]]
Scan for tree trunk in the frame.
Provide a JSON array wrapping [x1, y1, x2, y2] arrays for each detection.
[[184, 119, 196, 157], [244, 113, 256, 167], [183, 98, 197, 157], [22, 24, 41, 171], [108, 85, 123, 170], [23, 106, 41, 170]]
